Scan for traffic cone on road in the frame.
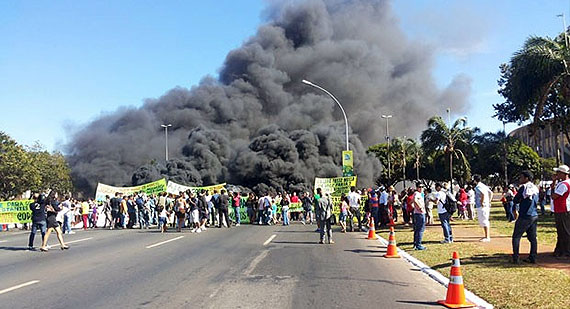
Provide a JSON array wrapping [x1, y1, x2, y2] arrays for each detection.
[[384, 226, 400, 258], [437, 252, 476, 308], [367, 219, 377, 240]]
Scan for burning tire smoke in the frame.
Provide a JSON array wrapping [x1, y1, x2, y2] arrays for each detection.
[[66, 0, 470, 195]]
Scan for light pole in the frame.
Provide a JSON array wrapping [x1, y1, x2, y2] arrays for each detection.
[[381, 115, 393, 179], [161, 124, 172, 161], [402, 135, 407, 189], [558, 13, 569, 47], [302, 79, 349, 151], [503, 121, 508, 187]]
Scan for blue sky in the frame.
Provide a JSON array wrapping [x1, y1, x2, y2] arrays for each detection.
[[1, 0, 569, 151]]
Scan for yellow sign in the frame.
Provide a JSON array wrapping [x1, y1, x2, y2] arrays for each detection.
[[95, 179, 167, 201], [342, 150, 354, 176], [0, 199, 33, 224]]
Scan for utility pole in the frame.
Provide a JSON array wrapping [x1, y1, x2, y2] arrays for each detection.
[[382, 114, 393, 180], [161, 124, 172, 161]]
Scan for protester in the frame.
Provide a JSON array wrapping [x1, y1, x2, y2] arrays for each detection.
[[81, 200, 90, 230], [512, 170, 539, 264], [413, 183, 427, 250], [388, 186, 399, 223], [368, 190, 380, 229], [314, 189, 322, 232], [550, 164, 570, 259], [466, 185, 476, 220], [502, 185, 516, 222], [28, 193, 47, 250], [433, 183, 453, 243], [232, 191, 241, 226], [40, 192, 69, 252], [281, 193, 290, 226], [347, 186, 362, 232], [302, 192, 313, 225], [424, 188, 434, 225], [473, 174, 493, 242], [218, 189, 231, 228], [457, 187, 469, 220], [318, 193, 334, 244], [339, 194, 349, 233], [379, 186, 389, 227]]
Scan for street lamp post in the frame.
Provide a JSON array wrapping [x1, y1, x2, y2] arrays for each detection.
[[402, 135, 407, 189], [161, 124, 172, 161], [302, 79, 349, 151], [381, 115, 393, 179]]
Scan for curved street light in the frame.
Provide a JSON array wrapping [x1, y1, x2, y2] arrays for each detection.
[[302, 79, 349, 151], [381, 114, 393, 179]]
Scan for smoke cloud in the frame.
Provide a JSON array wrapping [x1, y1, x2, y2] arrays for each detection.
[[66, 0, 470, 195]]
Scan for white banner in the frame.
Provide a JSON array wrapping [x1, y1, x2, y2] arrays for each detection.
[[166, 181, 226, 195]]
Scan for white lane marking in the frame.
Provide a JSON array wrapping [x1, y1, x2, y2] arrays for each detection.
[[244, 250, 269, 276], [47, 237, 92, 248], [0, 240, 7, 243], [0, 280, 40, 295], [263, 234, 276, 246], [146, 236, 184, 249]]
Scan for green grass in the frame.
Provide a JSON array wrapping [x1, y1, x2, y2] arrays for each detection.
[[380, 224, 570, 309], [448, 202, 558, 247]]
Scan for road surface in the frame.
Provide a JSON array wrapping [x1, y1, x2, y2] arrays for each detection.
[[0, 223, 446, 308]]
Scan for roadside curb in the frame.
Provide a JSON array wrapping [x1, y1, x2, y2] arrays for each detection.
[[373, 230, 494, 309]]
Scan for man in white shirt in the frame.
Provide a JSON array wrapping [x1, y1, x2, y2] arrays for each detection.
[[413, 183, 427, 250], [550, 165, 570, 258], [347, 186, 362, 231], [379, 187, 389, 226], [473, 174, 493, 242], [432, 183, 453, 243]]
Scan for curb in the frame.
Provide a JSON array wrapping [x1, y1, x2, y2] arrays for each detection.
[[373, 229, 494, 309]]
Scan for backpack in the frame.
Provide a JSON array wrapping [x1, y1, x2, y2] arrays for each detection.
[[444, 192, 457, 214]]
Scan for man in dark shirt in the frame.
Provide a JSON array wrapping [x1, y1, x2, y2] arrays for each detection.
[[110, 192, 121, 229], [218, 189, 231, 228], [28, 193, 47, 250], [512, 170, 539, 264]]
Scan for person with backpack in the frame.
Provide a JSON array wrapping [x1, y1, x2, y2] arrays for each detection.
[[432, 183, 454, 243]]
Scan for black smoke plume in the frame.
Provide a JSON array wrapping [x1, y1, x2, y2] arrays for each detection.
[[66, 0, 470, 195]]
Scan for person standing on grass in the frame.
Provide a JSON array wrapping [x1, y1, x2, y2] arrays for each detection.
[[466, 185, 476, 220], [473, 174, 493, 242], [512, 170, 539, 264], [413, 183, 427, 250], [550, 165, 570, 259], [433, 183, 453, 243]]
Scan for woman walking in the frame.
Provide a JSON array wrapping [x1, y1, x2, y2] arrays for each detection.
[[40, 192, 69, 252]]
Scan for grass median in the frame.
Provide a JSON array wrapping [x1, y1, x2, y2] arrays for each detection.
[[377, 205, 569, 309]]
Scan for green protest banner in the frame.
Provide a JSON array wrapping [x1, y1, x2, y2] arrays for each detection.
[[0, 200, 33, 224], [95, 179, 167, 201]]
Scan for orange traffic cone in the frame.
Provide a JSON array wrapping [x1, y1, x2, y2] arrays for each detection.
[[367, 219, 377, 240], [384, 226, 400, 258], [438, 252, 476, 308]]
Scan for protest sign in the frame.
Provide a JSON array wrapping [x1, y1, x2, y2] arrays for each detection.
[[166, 181, 226, 195], [95, 179, 167, 201], [0, 200, 33, 224]]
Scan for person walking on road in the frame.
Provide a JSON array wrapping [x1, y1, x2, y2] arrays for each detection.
[[413, 183, 427, 250], [40, 192, 69, 252], [81, 200, 90, 230], [314, 188, 322, 232], [512, 170, 539, 264], [550, 164, 570, 258], [28, 193, 47, 250], [347, 186, 362, 232], [473, 174, 493, 242], [318, 193, 334, 244]]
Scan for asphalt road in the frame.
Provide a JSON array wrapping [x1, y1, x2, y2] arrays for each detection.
[[0, 223, 447, 308]]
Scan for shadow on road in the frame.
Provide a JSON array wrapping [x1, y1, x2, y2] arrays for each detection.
[[396, 300, 441, 307], [0, 246, 29, 251]]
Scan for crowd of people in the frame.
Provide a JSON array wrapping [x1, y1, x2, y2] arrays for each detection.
[[22, 165, 570, 261]]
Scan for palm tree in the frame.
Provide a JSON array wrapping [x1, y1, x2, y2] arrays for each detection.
[[420, 116, 474, 191], [496, 34, 570, 142]]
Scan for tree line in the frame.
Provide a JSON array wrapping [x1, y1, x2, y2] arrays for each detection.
[[0, 132, 73, 200]]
